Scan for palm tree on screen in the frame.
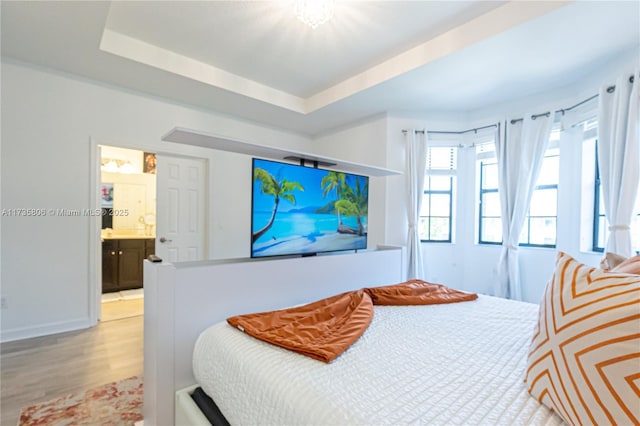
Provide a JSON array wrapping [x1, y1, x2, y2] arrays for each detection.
[[321, 171, 347, 227], [252, 168, 303, 243], [335, 176, 368, 236]]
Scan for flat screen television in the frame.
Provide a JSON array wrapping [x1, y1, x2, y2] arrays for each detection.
[[251, 158, 369, 258]]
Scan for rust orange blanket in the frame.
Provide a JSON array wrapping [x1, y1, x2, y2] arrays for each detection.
[[227, 289, 374, 363], [228, 281, 477, 363], [365, 279, 478, 305]]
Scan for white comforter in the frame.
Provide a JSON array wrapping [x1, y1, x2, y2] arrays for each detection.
[[193, 295, 563, 425]]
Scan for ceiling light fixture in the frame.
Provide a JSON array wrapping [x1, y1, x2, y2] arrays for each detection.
[[102, 159, 119, 173], [101, 158, 138, 174], [295, 0, 335, 29]]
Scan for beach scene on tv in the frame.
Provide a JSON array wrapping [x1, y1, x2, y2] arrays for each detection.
[[251, 158, 368, 258]]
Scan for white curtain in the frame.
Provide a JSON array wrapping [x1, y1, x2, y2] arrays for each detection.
[[598, 70, 640, 257], [495, 115, 553, 300], [405, 130, 427, 279]]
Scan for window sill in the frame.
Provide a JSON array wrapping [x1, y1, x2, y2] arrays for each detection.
[[421, 241, 454, 245], [475, 243, 557, 252], [578, 250, 605, 257], [518, 245, 557, 252]]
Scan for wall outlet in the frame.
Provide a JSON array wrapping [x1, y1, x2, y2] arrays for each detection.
[[0, 297, 7, 309]]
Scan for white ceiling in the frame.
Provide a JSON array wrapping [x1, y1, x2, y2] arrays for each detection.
[[2, 1, 639, 136], [104, 1, 507, 98]]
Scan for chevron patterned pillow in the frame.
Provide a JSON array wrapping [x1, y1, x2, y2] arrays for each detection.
[[525, 252, 640, 426]]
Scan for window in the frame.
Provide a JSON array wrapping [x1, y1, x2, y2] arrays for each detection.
[[592, 141, 640, 253], [519, 142, 559, 247], [593, 144, 605, 251], [477, 129, 560, 247], [419, 146, 456, 242], [477, 142, 501, 244], [582, 117, 640, 254]]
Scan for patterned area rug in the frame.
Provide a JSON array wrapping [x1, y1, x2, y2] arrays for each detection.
[[18, 376, 143, 426]]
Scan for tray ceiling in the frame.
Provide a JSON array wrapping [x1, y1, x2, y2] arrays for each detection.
[[2, 1, 638, 135]]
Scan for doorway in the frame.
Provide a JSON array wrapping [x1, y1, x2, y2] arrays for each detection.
[[99, 146, 156, 321], [89, 140, 209, 325]]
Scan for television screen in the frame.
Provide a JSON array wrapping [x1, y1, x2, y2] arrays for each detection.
[[251, 158, 369, 258]]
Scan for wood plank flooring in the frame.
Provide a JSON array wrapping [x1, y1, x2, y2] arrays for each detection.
[[0, 305, 143, 425], [102, 298, 144, 322]]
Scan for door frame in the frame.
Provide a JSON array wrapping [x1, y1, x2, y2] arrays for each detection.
[[88, 137, 209, 326]]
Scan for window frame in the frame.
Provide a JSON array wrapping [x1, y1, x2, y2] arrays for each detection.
[[420, 175, 454, 243], [419, 144, 457, 243], [476, 135, 560, 248], [592, 142, 605, 252], [518, 142, 560, 248], [591, 141, 640, 254], [518, 183, 558, 248], [478, 157, 501, 245]]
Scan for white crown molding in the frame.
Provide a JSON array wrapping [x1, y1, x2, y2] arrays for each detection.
[[100, 28, 307, 114]]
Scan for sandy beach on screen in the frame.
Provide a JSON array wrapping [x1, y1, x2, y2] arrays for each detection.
[[253, 231, 366, 256]]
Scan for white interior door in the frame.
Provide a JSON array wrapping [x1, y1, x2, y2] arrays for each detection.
[[156, 154, 207, 263]]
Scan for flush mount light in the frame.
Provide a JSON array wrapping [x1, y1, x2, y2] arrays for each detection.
[[101, 158, 138, 174], [295, 0, 335, 29], [102, 159, 119, 173]]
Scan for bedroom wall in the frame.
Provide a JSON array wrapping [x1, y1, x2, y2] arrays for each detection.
[[0, 60, 313, 341]]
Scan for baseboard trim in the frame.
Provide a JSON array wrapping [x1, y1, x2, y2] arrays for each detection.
[[0, 317, 92, 343]]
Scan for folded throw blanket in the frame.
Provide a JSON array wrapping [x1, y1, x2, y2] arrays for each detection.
[[227, 289, 374, 363], [365, 279, 478, 305], [228, 281, 477, 363]]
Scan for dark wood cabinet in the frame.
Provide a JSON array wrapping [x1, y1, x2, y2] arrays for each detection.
[[102, 240, 119, 293], [102, 238, 154, 293], [145, 239, 155, 259]]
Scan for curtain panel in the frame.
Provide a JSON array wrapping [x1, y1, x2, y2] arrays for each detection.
[[405, 130, 427, 279], [494, 116, 553, 300], [598, 69, 640, 257]]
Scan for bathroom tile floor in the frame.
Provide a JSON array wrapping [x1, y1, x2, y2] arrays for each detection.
[[101, 288, 144, 303], [101, 292, 143, 323]]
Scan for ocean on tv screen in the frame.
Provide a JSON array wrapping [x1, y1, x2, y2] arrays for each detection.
[[251, 159, 368, 257]]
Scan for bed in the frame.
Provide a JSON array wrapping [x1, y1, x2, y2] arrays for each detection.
[[144, 248, 639, 425], [189, 294, 562, 425], [143, 246, 407, 424]]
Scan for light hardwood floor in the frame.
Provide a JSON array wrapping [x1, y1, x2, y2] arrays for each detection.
[[102, 298, 144, 322], [0, 304, 143, 425]]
